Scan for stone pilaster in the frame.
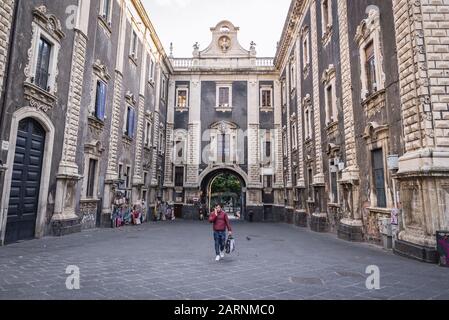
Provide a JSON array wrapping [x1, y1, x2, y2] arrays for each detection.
[[151, 110, 160, 186], [133, 95, 145, 184], [392, 0, 449, 261], [186, 123, 200, 186], [0, 0, 14, 100], [295, 37, 305, 188], [248, 77, 261, 188], [164, 123, 174, 187], [106, 71, 123, 180], [336, 0, 363, 238], [285, 66, 293, 189], [185, 77, 201, 189], [248, 124, 261, 187], [310, 0, 325, 186], [52, 29, 87, 235]]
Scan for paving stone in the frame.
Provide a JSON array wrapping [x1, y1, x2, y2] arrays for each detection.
[[0, 221, 448, 300]]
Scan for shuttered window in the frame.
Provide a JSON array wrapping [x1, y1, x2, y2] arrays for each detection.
[[372, 149, 387, 208], [125, 106, 135, 138], [95, 81, 107, 121], [35, 37, 52, 90]]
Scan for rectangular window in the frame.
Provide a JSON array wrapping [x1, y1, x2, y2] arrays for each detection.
[[175, 140, 184, 161], [265, 131, 272, 159], [322, 0, 332, 34], [145, 120, 152, 147], [118, 164, 123, 180], [326, 84, 334, 124], [329, 159, 339, 204], [291, 123, 297, 149], [290, 63, 296, 89], [219, 87, 230, 107], [365, 41, 377, 95], [161, 77, 166, 100], [261, 89, 272, 108], [143, 171, 148, 186], [130, 31, 138, 57], [101, 0, 112, 22], [95, 81, 107, 121], [263, 175, 273, 189], [305, 109, 310, 139], [283, 132, 287, 157], [303, 36, 309, 67], [175, 167, 184, 187], [125, 106, 135, 138], [372, 149, 387, 208], [159, 131, 164, 154], [149, 58, 155, 81], [308, 168, 314, 200], [217, 133, 230, 163], [86, 159, 98, 198], [35, 37, 52, 90], [125, 166, 131, 189], [177, 89, 188, 108]]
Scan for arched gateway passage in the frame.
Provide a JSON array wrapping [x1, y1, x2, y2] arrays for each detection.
[[200, 168, 247, 220]]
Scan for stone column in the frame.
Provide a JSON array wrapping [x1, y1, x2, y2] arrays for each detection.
[[392, 0, 449, 262], [52, 0, 91, 235], [273, 80, 284, 205], [163, 79, 175, 192], [185, 77, 200, 189], [247, 76, 263, 220], [150, 64, 161, 187], [310, 0, 327, 230], [336, 0, 363, 240], [131, 51, 148, 201], [102, 0, 126, 225]]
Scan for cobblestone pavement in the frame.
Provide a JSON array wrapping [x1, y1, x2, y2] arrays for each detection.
[[0, 220, 448, 300]]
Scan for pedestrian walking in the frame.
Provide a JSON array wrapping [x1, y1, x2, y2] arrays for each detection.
[[209, 204, 232, 262]]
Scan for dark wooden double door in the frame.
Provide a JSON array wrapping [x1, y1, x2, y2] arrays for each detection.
[[5, 118, 45, 244]]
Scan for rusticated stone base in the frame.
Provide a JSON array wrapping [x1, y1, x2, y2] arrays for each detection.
[[294, 210, 308, 228], [263, 205, 282, 222], [285, 207, 294, 224], [310, 214, 328, 233], [100, 212, 113, 228], [393, 239, 438, 264], [182, 205, 199, 220], [52, 218, 81, 237], [246, 206, 264, 222], [337, 222, 364, 242]]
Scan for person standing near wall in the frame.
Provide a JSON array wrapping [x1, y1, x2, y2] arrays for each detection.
[[209, 204, 233, 262]]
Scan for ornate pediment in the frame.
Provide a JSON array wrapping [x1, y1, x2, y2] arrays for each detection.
[[210, 120, 238, 133], [125, 91, 137, 105], [321, 65, 336, 84], [93, 60, 111, 81], [32, 6, 66, 42], [354, 7, 380, 46], [199, 21, 251, 58]]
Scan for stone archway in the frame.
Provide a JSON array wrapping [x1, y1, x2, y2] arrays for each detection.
[[199, 166, 248, 219], [0, 107, 55, 245]]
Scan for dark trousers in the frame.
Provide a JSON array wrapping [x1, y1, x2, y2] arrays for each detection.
[[214, 231, 226, 256]]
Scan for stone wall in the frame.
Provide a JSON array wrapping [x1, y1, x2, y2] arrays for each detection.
[[0, 0, 14, 100]]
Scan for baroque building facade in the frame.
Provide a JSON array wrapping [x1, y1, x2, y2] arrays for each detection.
[[166, 21, 283, 221], [0, 0, 170, 244], [276, 0, 449, 262], [0, 0, 448, 264]]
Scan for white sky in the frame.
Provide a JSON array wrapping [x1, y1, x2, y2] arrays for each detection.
[[143, 0, 291, 58]]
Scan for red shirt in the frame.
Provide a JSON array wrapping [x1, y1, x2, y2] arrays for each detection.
[[209, 210, 232, 232]]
